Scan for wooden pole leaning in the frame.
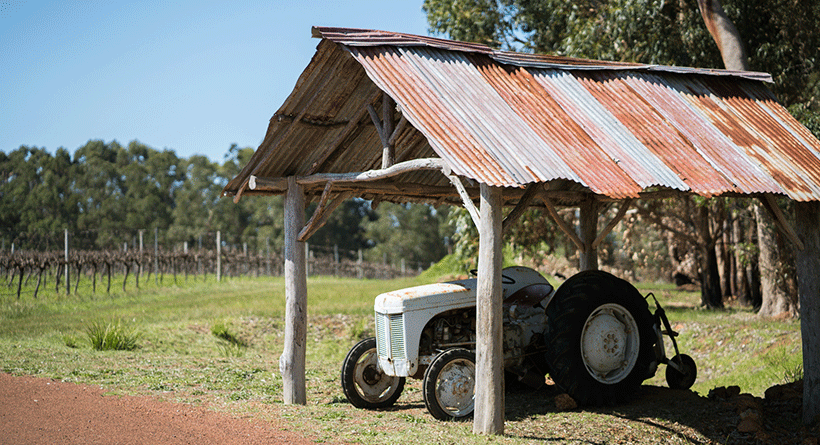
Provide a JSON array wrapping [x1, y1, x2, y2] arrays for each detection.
[[473, 183, 504, 435], [281, 176, 308, 405]]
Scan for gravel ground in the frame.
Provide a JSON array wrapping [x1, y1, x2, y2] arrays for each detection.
[[0, 373, 313, 445]]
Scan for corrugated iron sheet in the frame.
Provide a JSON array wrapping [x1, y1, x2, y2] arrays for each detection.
[[224, 27, 820, 203]]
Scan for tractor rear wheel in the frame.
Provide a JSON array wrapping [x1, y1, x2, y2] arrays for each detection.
[[544, 271, 656, 405]]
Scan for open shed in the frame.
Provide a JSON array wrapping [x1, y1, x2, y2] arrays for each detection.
[[223, 27, 820, 433]]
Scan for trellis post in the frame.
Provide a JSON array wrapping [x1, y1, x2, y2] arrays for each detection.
[[64, 229, 69, 295], [473, 183, 504, 434], [281, 176, 307, 404], [138, 230, 144, 278], [216, 231, 221, 282]]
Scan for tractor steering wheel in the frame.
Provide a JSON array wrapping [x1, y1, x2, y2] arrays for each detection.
[[469, 269, 515, 284]]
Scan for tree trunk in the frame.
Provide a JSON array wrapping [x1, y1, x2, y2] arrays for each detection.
[[695, 0, 750, 303], [699, 244, 723, 308], [33, 267, 44, 299], [696, 0, 749, 71], [755, 203, 798, 318], [732, 215, 751, 306], [474, 183, 504, 435], [16, 266, 24, 300], [794, 201, 820, 425], [717, 201, 732, 297], [697, 204, 723, 308], [74, 263, 82, 294], [746, 210, 763, 309], [55, 264, 63, 293], [122, 263, 130, 293], [748, 260, 762, 309]]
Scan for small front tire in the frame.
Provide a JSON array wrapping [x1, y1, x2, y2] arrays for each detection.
[[665, 354, 697, 390], [340, 337, 405, 409], [423, 348, 476, 420]]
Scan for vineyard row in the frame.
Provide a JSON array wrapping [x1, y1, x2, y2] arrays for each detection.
[[1, 245, 423, 300]]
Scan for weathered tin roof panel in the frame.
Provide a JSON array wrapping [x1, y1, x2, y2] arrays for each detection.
[[531, 70, 689, 192], [474, 62, 642, 198], [223, 27, 820, 203]]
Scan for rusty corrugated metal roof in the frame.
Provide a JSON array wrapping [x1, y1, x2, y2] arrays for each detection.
[[224, 27, 820, 203]]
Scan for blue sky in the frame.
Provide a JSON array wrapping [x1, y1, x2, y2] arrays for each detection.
[[0, 0, 430, 162]]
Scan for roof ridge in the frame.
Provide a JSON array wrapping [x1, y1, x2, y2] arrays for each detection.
[[312, 26, 772, 83]]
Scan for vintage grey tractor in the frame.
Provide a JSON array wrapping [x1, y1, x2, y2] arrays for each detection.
[[340, 267, 696, 420]]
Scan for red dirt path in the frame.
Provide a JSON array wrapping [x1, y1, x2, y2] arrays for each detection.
[[0, 373, 314, 445]]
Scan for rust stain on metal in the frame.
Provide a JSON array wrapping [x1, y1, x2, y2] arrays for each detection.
[[471, 57, 641, 198]]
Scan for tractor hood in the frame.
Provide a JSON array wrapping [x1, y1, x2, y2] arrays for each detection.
[[375, 280, 476, 315], [374, 267, 551, 315]]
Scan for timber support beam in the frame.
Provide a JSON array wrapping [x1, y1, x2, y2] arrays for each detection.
[[281, 176, 308, 405], [795, 201, 820, 425], [542, 196, 633, 272], [578, 196, 600, 271], [473, 183, 504, 435]]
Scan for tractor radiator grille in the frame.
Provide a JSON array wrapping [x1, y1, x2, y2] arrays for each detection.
[[375, 312, 405, 360]]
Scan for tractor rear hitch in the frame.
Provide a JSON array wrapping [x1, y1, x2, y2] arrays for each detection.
[[647, 293, 698, 389]]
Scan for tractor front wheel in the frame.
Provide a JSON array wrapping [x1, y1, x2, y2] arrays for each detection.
[[340, 337, 405, 409]]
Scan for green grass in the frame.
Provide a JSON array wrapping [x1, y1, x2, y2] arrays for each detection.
[[0, 272, 805, 444]]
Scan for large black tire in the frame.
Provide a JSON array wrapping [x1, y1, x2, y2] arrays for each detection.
[[422, 348, 475, 420], [340, 337, 405, 409], [544, 271, 656, 406]]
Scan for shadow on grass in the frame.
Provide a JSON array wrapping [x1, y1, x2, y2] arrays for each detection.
[[501, 382, 812, 445]]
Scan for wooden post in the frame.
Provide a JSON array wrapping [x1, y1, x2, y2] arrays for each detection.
[[64, 229, 69, 295], [281, 176, 307, 405], [139, 230, 144, 278], [473, 183, 504, 435], [334, 244, 339, 276], [578, 196, 599, 271], [216, 231, 221, 282], [795, 201, 820, 425], [154, 228, 159, 285], [381, 95, 395, 169], [266, 237, 272, 276]]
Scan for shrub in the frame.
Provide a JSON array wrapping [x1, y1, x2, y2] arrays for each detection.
[[61, 333, 81, 349], [211, 320, 246, 347], [85, 320, 141, 351], [764, 345, 804, 384], [211, 320, 247, 357]]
